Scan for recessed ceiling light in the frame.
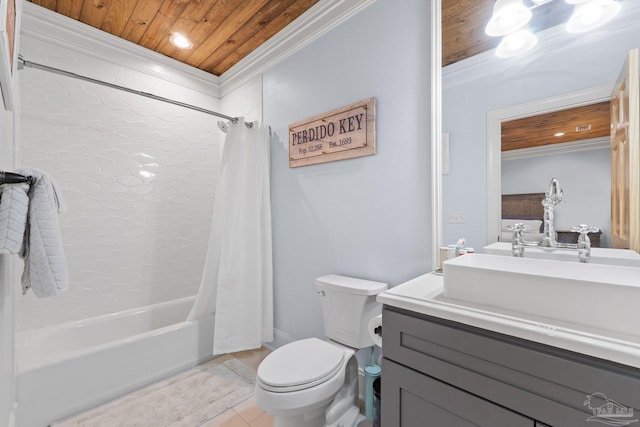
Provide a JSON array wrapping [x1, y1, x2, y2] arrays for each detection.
[[555, 132, 565, 137], [170, 33, 192, 49]]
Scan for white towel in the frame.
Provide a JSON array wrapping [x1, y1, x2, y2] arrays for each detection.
[[0, 183, 29, 254], [16, 168, 68, 298]]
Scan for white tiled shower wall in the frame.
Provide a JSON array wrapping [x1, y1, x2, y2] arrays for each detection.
[[17, 40, 222, 330]]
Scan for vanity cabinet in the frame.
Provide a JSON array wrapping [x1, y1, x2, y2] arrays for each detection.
[[381, 306, 640, 427]]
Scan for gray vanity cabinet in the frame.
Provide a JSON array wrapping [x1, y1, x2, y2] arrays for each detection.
[[383, 358, 534, 426], [381, 306, 640, 427]]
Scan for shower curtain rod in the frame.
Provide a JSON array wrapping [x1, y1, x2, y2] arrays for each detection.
[[17, 55, 243, 125]]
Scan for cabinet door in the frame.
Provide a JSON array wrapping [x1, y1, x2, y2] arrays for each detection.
[[382, 359, 534, 427]]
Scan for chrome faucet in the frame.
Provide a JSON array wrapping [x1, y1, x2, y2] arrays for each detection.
[[539, 178, 563, 250], [508, 178, 599, 263]]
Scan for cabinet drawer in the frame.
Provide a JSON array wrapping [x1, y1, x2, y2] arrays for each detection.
[[382, 307, 640, 426], [382, 358, 534, 427]]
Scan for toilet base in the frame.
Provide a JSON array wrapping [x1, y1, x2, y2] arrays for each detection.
[[272, 404, 325, 427], [273, 404, 361, 427], [326, 405, 360, 427]]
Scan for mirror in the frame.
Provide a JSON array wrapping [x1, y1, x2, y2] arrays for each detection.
[[486, 85, 613, 247], [441, 1, 640, 253]]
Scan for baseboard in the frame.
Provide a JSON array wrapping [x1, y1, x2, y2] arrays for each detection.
[[270, 328, 296, 349], [8, 401, 17, 427]]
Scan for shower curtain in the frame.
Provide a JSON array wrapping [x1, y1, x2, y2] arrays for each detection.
[[188, 117, 273, 355]]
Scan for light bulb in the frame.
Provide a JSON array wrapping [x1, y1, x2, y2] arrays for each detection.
[[496, 27, 538, 58], [567, 0, 621, 33], [485, 0, 533, 37], [170, 33, 192, 49]]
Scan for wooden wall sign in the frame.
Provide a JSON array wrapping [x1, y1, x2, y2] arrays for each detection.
[[289, 97, 376, 168]]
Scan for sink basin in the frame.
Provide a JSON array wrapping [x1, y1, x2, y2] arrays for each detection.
[[443, 253, 640, 337], [483, 242, 640, 267]]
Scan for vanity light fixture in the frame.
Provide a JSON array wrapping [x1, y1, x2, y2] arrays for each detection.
[[485, 0, 621, 58], [554, 132, 565, 137], [170, 33, 192, 49], [566, 0, 621, 33], [495, 27, 538, 57], [485, 0, 533, 37]]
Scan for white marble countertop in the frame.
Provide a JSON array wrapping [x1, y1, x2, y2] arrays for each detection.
[[377, 272, 640, 369]]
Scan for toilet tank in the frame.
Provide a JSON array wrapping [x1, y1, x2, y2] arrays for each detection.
[[315, 275, 388, 349]]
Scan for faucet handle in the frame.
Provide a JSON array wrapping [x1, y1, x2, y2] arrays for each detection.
[[570, 224, 600, 234], [570, 224, 600, 247], [507, 223, 530, 245], [507, 223, 530, 257], [507, 223, 531, 232]]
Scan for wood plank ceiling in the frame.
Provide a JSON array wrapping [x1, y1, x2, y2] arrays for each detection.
[[501, 101, 611, 151], [31, 0, 577, 76], [30, 0, 321, 76], [31, 1, 602, 151]]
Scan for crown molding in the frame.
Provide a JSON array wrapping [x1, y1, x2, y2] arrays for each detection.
[[219, 0, 377, 97], [444, 0, 640, 90], [502, 137, 610, 161], [20, 1, 222, 98]]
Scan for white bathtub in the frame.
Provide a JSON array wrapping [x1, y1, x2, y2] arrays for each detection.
[[15, 296, 215, 427]]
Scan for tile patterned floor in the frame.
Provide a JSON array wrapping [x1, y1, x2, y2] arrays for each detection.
[[53, 348, 274, 427]]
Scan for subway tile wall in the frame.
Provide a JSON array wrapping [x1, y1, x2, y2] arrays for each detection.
[[17, 66, 221, 330]]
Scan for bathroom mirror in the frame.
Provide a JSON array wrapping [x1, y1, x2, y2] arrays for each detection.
[[440, 1, 640, 254], [485, 85, 613, 247]]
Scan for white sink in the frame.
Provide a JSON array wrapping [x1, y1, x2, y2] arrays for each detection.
[[443, 253, 640, 337], [484, 242, 640, 267]]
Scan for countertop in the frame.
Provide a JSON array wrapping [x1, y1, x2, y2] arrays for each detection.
[[377, 272, 640, 369]]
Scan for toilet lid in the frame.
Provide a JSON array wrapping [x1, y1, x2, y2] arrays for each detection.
[[257, 338, 345, 389]]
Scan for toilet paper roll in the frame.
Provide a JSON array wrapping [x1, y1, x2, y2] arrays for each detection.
[[368, 315, 383, 347]]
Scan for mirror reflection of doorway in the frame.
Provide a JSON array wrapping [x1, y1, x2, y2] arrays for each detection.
[[500, 101, 611, 247]]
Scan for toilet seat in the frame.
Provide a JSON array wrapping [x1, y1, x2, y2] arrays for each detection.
[[257, 338, 346, 392]]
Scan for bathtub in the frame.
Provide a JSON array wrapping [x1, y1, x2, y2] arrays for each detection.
[[15, 296, 215, 427]]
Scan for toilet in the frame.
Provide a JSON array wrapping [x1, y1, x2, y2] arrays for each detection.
[[255, 274, 388, 427]]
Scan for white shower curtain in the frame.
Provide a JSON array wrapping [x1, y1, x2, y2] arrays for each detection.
[[188, 117, 273, 355]]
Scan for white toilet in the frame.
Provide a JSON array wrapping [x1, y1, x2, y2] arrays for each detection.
[[255, 274, 388, 427]]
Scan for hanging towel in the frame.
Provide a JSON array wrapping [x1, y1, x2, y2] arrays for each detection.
[[16, 168, 68, 298], [0, 183, 29, 254]]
